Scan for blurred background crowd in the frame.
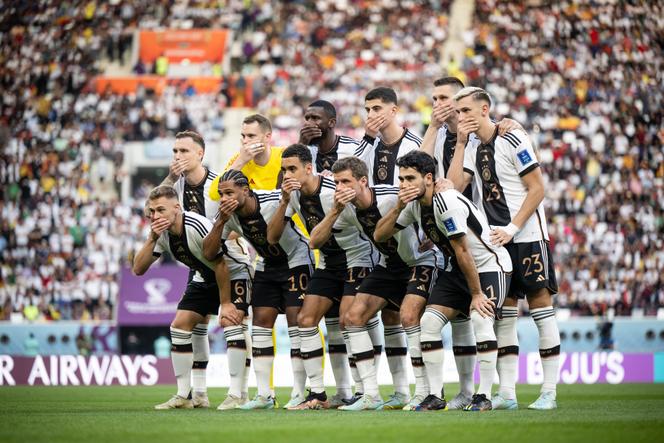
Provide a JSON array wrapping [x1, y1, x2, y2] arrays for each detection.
[[0, 0, 662, 322]]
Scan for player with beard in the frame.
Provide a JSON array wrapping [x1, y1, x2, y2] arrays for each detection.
[[375, 151, 512, 411], [298, 100, 381, 403]]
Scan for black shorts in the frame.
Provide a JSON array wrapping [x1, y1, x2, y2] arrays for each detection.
[[177, 281, 220, 317], [357, 265, 435, 312], [230, 279, 251, 313], [309, 267, 371, 317], [252, 265, 311, 313], [506, 241, 558, 298], [429, 269, 511, 318]]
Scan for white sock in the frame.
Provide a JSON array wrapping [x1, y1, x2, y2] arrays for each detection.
[[325, 317, 352, 398], [451, 318, 476, 397], [531, 306, 560, 395], [471, 311, 497, 397], [366, 315, 383, 370], [170, 327, 193, 398], [223, 325, 246, 398], [420, 308, 448, 397], [242, 319, 251, 397], [347, 325, 379, 397], [191, 323, 209, 395], [252, 326, 274, 398], [300, 326, 325, 393], [288, 326, 306, 398], [495, 306, 518, 400], [343, 329, 363, 394], [384, 324, 409, 397], [405, 324, 428, 398]]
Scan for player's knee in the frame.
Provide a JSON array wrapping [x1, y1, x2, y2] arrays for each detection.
[[381, 309, 400, 324], [170, 320, 192, 331], [399, 310, 421, 328], [297, 311, 318, 328], [344, 309, 365, 328], [526, 288, 552, 308]]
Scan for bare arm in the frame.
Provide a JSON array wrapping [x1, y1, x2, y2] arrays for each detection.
[[161, 159, 189, 186], [420, 103, 452, 158], [202, 199, 238, 261], [203, 219, 225, 262], [132, 219, 169, 275], [214, 258, 242, 325], [374, 186, 419, 242], [449, 235, 495, 318], [267, 201, 289, 245], [374, 205, 402, 243], [267, 178, 300, 244], [309, 188, 354, 249], [447, 119, 477, 192], [489, 167, 545, 246]]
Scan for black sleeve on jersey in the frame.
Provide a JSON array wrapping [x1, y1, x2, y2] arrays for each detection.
[[363, 134, 376, 144], [519, 162, 540, 177], [463, 167, 475, 176], [447, 231, 465, 240]]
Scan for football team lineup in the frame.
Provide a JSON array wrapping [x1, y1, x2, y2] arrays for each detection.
[[132, 83, 565, 412]]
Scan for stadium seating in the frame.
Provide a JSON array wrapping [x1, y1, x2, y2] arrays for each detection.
[[0, 0, 661, 321]]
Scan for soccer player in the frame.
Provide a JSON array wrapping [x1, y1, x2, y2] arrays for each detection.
[[133, 186, 244, 410], [419, 77, 522, 409], [161, 131, 253, 409], [203, 169, 315, 410], [308, 156, 442, 410], [448, 87, 560, 410], [374, 150, 512, 411], [266, 145, 379, 409], [225, 114, 285, 190], [299, 100, 362, 174], [298, 99, 380, 399], [353, 86, 423, 403]]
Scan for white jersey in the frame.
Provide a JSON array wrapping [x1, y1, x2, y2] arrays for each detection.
[[463, 128, 549, 243], [286, 176, 379, 270], [433, 125, 475, 200], [153, 211, 252, 283], [355, 128, 422, 186], [309, 135, 360, 173], [432, 189, 512, 273], [222, 190, 314, 272], [335, 185, 442, 270], [173, 168, 252, 280]]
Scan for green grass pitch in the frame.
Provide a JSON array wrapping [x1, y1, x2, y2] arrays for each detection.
[[2, 384, 663, 443]]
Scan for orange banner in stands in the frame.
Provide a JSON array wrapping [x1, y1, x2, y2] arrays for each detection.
[[93, 76, 254, 107], [139, 30, 228, 63]]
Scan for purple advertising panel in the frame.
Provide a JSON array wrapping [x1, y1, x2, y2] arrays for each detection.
[[470, 352, 655, 384], [117, 265, 189, 326], [519, 351, 654, 384], [0, 355, 175, 386]]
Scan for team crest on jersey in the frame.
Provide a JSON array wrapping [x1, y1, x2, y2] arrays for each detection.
[[377, 166, 388, 180], [443, 218, 457, 233], [517, 150, 532, 166], [306, 215, 320, 227], [482, 167, 492, 181]]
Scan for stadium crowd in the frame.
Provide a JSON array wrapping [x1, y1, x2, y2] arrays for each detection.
[[464, 0, 663, 316], [0, 0, 662, 321]]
